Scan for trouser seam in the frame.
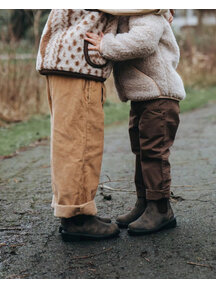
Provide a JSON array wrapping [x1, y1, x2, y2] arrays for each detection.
[[161, 115, 166, 190], [81, 81, 90, 204]]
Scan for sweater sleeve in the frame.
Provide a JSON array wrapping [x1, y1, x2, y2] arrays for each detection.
[[100, 14, 164, 61]]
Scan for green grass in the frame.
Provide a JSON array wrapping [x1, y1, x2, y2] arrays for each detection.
[[180, 86, 216, 112], [104, 101, 130, 126], [0, 115, 50, 156], [1, 86, 216, 157], [0, 102, 130, 156]]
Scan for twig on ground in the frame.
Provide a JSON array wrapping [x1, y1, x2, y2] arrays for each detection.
[[186, 198, 212, 203], [99, 184, 135, 193], [171, 192, 214, 203], [0, 152, 19, 160], [9, 243, 24, 248], [8, 271, 29, 279], [105, 174, 112, 181], [70, 247, 113, 260], [187, 261, 214, 269], [0, 227, 22, 231], [172, 185, 194, 188], [183, 189, 203, 192], [88, 268, 97, 272], [0, 242, 25, 248], [8, 274, 29, 279], [140, 251, 150, 262], [170, 195, 185, 201], [0, 243, 7, 247], [99, 178, 133, 185], [172, 185, 215, 190]]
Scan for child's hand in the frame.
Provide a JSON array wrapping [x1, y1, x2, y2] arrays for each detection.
[[169, 9, 175, 24], [168, 15, 173, 24], [85, 32, 104, 53]]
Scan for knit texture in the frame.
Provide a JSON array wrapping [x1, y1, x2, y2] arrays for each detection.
[[101, 14, 186, 101]]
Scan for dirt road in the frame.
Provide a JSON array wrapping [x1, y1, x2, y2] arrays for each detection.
[[0, 103, 216, 278]]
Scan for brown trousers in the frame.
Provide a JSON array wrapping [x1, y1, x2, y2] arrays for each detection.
[[46, 75, 105, 218], [129, 99, 180, 200]]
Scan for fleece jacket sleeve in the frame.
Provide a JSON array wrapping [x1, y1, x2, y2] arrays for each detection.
[[100, 14, 165, 62]]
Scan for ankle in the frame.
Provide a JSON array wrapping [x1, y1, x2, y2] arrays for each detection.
[[136, 197, 147, 207], [153, 198, 169, 213], [62, 214, 90, 226]]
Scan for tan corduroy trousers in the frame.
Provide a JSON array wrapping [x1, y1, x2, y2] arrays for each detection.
[[46, 75, 105, 218]]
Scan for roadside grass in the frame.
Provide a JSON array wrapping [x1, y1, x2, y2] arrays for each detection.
[[104, 101, 130, 126], [0, 86, 216, 156], [0, 115, 50, 156], [0, 102, 130, 156], [180, 86, 216, 112]]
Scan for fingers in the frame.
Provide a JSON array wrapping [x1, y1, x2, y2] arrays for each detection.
[[170, 9, 175, 16], [88, 46, 98, 51], [85, 32, 102, 52], [84, 37, 99, 51], [86, 32, 99, 40], [85, 37, 97, 46], [169, 15, 173, 24]]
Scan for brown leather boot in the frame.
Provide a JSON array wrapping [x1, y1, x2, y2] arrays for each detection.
[[59, 215, 111, 233], [128, 198, 176, 235], [60, 215, 120, 241], [116, 198, 147, 228]]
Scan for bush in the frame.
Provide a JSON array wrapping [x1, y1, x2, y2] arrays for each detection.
[[0, 54, 47, 124], [177, 26, 216, 88]]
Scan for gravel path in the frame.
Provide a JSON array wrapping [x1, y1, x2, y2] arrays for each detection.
[[0, 103, 216, 279]]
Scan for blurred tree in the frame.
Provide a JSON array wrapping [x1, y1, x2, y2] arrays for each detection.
[[0, 9, 50, 47], [196, 9, 216, 30], [32, 10, 42, 50], [10, 10, 31, 40]]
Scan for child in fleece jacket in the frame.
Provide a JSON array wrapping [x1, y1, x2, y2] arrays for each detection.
[[85, 10, 186, 235]]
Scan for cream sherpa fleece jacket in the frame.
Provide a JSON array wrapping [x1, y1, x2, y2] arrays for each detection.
[[36, 9, 164, 82], [100, 14, 186, 101]]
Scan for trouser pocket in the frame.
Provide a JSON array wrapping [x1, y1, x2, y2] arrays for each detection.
[[46, 76, 53, 115], [101, 84, 106, 106]]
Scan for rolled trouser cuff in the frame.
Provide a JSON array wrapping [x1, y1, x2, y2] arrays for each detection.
[[52, 200, 97, 218], [146, 189, 170, 200]]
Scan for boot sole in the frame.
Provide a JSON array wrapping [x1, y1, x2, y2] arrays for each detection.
[[60, 229, 120, 242], [128, 217, 177, 236]]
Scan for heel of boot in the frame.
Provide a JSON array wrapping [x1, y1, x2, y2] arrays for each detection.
[[61, 231, 81, 242]]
